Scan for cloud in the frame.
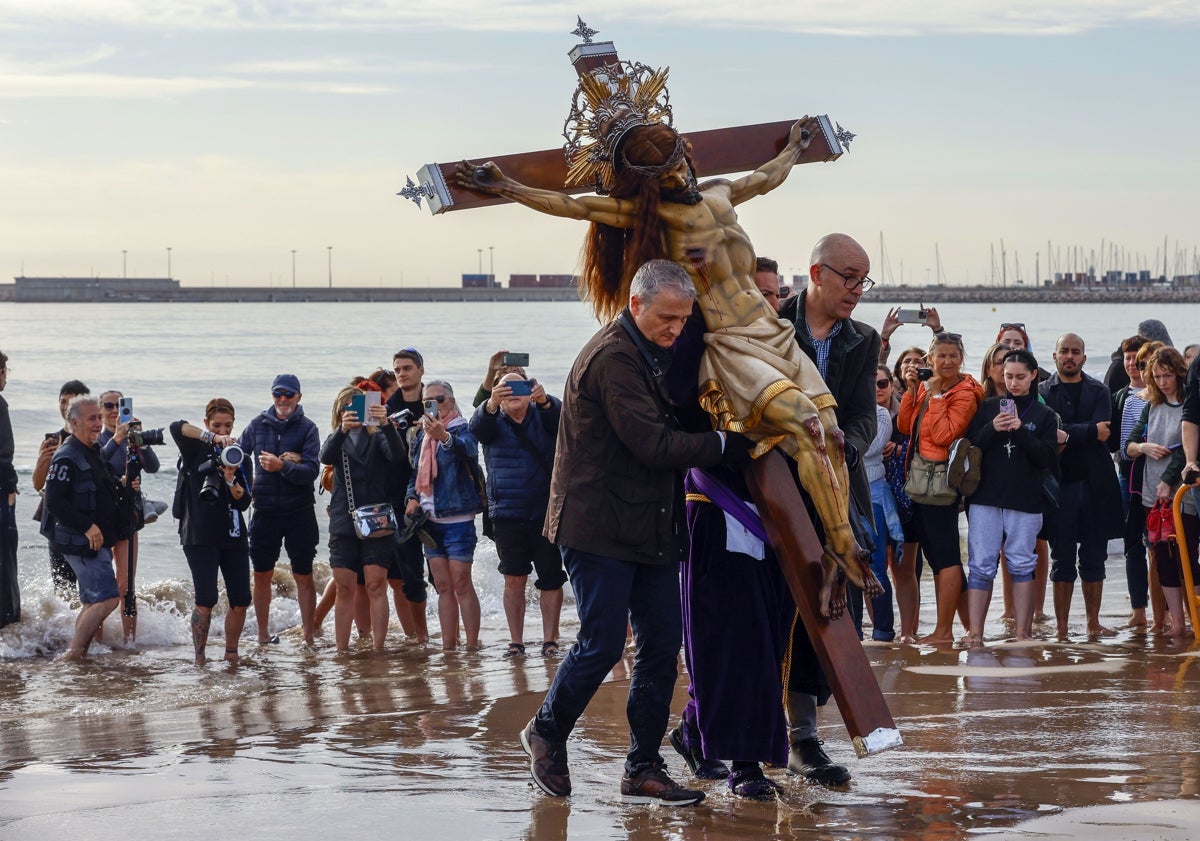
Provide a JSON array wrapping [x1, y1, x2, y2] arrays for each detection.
[[0, 1, 1197, 36]]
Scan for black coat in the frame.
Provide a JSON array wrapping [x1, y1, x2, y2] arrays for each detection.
[[1039, 372, 1123, 539]]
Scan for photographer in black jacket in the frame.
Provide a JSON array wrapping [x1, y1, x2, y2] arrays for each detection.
[[170, 398, 251, 665]]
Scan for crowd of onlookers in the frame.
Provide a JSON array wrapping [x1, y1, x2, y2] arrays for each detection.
[[865, 314, 1200, 647], [3, 308, 1199, 660]]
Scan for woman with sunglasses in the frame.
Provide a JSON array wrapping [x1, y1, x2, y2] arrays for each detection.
[[321, 384, 404, 653], [862, 366, 903, 641], [1125, 346, 1198, 638], [95, 389, 163, 646], [898, 332, 983, 644], [886, 346, 927, 641], [170, 399, 251, 664], [404, 380, 484, 651]]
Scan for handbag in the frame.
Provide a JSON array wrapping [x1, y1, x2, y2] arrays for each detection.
[[341, 449, 396, 539], [902, 392, 958, 506], [1145, 498, 1176, 544]]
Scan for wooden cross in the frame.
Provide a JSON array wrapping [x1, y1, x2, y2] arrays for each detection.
[[400, 21, 898, 758], [398, 23, 855, 214]]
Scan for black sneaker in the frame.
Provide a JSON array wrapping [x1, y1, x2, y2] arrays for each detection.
[[668, 722, 729, 780], [620, 763, 705, 806], [787, 737, 851, 786], [519, 718, 571, 797]]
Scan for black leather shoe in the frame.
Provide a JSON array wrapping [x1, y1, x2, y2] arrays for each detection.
[[520, 718, 571, 797], [787, 737, 851, 786], [669, 723, 728, 780]]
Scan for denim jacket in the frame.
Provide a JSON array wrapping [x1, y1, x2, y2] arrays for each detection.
[[405, 417, 483, 519]]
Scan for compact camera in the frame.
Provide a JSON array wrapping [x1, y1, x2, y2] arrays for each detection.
[[388, 408, 415, 430], [916, 368, 935, 381]]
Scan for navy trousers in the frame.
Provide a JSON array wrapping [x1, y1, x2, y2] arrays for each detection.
[[536, 546, 681, 775]]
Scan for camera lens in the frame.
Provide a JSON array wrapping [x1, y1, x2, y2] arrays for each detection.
[[219, 444, 245, 468]]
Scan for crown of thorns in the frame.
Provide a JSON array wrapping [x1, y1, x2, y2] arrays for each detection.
[[562, 60, 674, 195]]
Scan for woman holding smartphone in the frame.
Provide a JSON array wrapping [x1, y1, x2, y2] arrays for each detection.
[[405, 380, 484, 651], [321, 384, 404, 653], [897, 333, 983, 644], [170, 399, 251, 664], [964, 350, 1059, 644]]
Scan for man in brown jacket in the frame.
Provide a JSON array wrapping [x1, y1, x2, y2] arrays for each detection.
[[519, 260, 753, 806]]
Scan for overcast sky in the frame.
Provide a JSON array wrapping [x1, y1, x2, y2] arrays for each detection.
[[2, 1, 1197, 288]]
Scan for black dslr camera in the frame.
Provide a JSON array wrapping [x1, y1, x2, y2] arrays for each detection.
[[127, 421, 166, 448], [197, 443, 246, 503]]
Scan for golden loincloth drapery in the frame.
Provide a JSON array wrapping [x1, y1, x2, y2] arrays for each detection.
[[698, 317, 837, 457]]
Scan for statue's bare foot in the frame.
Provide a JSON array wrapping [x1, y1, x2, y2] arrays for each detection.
[[856, 551, 884, 598], [829, 571, 847, 619]]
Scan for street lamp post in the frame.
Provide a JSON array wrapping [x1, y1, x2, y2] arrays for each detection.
[[327, 246, 332, 288], [122, 250, 127, 279], [489, 245, 494, 285], [166, 247, 172, 279], [477, 248, 483, 275], [292, 250, 297, 288]]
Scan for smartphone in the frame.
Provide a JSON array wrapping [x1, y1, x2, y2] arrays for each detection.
[[118, 397, 134, 425], [895, 308, 927, 324], [362, 391, 381, 426], [999, 398, 1016, 416], [44, 432, 60, 443], [507, 379, 534, 397], [346, 393, 366, 423], [501, 352, 529, 367], [423, 399, 439, 419]]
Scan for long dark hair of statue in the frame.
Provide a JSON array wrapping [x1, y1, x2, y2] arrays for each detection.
[[579, 124, 695, 322]]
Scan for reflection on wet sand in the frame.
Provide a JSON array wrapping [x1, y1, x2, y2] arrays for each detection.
[[2, 595, 1200, 839]]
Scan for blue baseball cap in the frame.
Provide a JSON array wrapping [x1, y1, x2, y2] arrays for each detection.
[[271, 373, 302, 393]]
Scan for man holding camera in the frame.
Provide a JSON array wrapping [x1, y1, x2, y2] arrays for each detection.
[[238, 374, 321, 645], [469, 370, 564, 659], [385, 347, 431, 642], [42, 395, 123, 660], [519, 259, 755, 806]]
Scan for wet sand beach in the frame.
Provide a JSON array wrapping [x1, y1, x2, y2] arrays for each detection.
[[2, 573, 1199, 841]]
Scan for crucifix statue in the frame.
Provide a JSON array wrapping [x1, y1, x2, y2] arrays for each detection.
[[401, 19, 899, 758]]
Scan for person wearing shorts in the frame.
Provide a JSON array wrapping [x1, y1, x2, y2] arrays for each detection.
[[171, 400, 253, 664], [43, 395, 123, 661], [239, 374, 321, 645], [405, 380, 484, 651], [321, 384, 405, 653], [469, 371, 565, 658]]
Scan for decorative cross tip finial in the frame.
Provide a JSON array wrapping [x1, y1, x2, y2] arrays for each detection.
[[835, 122, 856, 152], [571, 16, 598, 44], [397, 175, 434, 209]]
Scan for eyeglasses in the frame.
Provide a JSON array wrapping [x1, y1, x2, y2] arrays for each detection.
[[820, 264, 875, 293], [101, 402, 119, 410], [272, 389, 298, 399], [1000, 322, 1026, 331], [875, 379, 891, 389], [934, 332, 963, 343], [424, 394, 448, 403]]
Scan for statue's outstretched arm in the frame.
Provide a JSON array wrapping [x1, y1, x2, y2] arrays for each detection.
[[454, 161, 634, 228], [726, 115, 820, 206]]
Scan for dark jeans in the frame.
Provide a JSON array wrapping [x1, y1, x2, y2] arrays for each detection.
[[1121, 474, 1149, 609], [536, 547, 681, 776]]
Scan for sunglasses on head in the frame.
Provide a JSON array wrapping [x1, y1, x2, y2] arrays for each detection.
[[935, 332, 963, 343], [1000, 322, 1025, 331], [272, 389, 298, 399], [876, 378, 891, 389]]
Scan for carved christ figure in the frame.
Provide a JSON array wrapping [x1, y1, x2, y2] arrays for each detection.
[[456, 117, 883, 615]]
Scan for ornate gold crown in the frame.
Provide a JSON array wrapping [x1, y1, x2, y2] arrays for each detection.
[[561, 60, 673, 195]]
